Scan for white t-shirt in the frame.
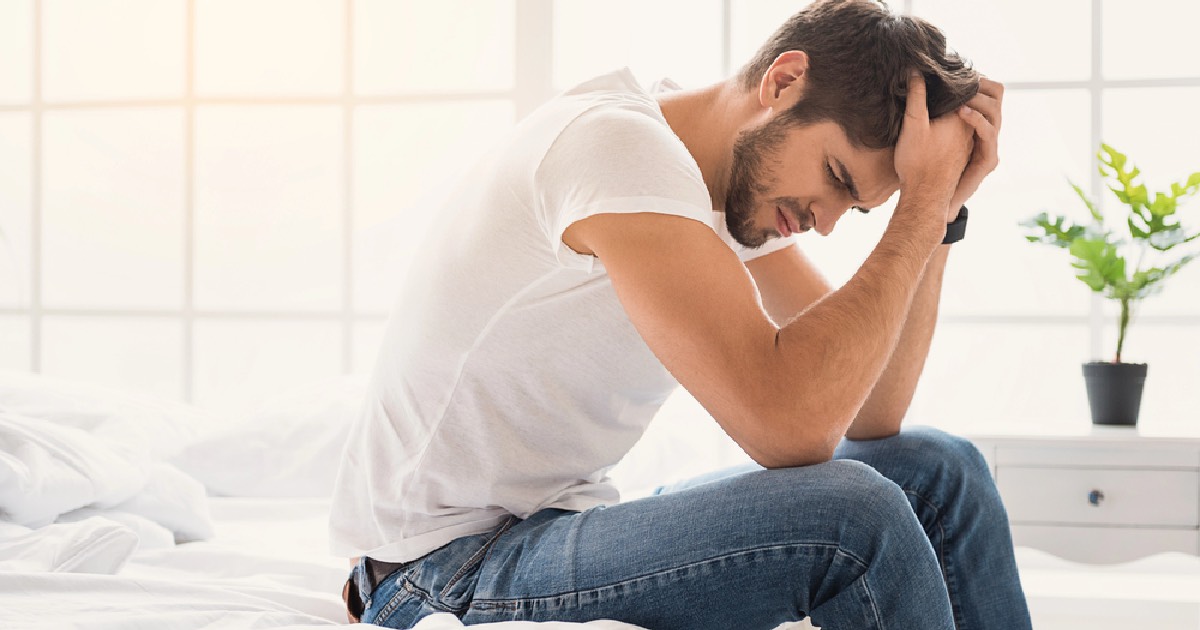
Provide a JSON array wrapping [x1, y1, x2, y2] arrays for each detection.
[[329, 68, 797, 563]]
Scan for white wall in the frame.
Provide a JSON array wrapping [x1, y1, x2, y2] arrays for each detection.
[[0, 1, 1197, 443]]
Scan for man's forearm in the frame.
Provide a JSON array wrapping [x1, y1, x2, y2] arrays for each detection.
[[766, 197, 946, 464], [844, 244, 950, 440]]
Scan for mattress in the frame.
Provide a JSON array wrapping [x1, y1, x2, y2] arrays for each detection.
[[0, 496, 809, 630], [0, 496, 657, 630], [5, 495, 1199, 629]]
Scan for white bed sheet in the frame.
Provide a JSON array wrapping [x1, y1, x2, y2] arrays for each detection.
[[1, 498, 348, 629], [0, 497, 663, 630], [5, 494, 1200, 629]]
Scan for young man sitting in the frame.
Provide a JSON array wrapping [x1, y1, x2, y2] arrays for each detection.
[[335, 1, 1027, 628]]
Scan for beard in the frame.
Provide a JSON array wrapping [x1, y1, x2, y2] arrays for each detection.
[[725, 114, 791, 249]]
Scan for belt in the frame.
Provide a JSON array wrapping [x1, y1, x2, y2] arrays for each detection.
[[342, 557, 410, 623]]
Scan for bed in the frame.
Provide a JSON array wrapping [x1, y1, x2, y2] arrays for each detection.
[[2, 370, 1198, 630]]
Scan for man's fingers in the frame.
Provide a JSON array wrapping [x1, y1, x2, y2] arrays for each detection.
[[959, 106, 998, 141], [958, 106, 999, 170], [965, 92, 1002, 130], [905, 71, 928, 122], [978, 76, 1004, 104]]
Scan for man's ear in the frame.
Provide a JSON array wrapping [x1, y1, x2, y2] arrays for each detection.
[[757, 50, 809, 110]]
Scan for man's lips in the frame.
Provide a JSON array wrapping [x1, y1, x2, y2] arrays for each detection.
[[776, 207, 792, 237], [776, 206, 805, 236]]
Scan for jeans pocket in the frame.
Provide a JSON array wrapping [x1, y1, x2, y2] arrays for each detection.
[[367, 575, 425, 629], [437, 516, 519, 602], [365, 517, 522, 627]]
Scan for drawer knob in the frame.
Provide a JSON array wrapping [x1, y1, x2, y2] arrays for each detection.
[[1087, 489, 1105, 506]]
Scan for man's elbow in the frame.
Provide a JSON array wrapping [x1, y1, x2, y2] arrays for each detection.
[[737, 406, 846, 469], [722, 353, 855, 469], [750, 446, 836, 470]]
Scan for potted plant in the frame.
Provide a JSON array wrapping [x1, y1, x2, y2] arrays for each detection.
[[1022, 143, 1200, 426]]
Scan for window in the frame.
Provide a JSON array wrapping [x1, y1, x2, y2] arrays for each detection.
[[3, 0, 1197, 437]]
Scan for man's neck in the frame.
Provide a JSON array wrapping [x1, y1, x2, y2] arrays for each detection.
[[654, 79, 762, 212]]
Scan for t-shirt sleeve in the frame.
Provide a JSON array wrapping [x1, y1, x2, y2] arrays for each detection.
[[533, 107, 714, 272]]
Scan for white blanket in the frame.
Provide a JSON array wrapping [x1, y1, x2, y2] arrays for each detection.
[[0, 409, 213, 540], [0, 376, 657, 629]]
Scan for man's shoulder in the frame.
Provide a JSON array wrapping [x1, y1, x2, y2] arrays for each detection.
[[532, 68, 673, 145], [559, 103, 675, 150]]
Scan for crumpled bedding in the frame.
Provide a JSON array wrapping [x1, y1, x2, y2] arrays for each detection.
[[0, 495, 656, 630], [0, 408, 214, 541], [0, 372, 655, 630]]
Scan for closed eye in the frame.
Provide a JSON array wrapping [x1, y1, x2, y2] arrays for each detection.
[[824, 161, 846, 192], [825, 162, 869, 214]]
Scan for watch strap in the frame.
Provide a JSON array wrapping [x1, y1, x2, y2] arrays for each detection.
[[942, 205, 968, 244]]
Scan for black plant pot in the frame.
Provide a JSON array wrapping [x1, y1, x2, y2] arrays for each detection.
[[1082, 362, 1148, 426]]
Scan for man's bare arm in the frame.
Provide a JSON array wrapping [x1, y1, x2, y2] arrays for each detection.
[[567, 196, 946, 469], [564, 74, 969, 468], [845, 77, 1003, 438], [843, 244, 948, 439], [743, 241, 946, 442]]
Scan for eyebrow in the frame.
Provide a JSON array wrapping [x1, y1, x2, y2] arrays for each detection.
[[833, 157, 862, 203]]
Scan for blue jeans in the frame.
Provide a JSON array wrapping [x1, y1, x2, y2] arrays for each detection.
[[347, 427, 1032, 629]]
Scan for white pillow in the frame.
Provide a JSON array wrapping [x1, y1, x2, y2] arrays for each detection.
[[0, 370, 214, 459], [171, 375, 368, 497]]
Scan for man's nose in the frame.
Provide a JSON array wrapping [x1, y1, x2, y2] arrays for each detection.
[[814, 204, 851, 236]]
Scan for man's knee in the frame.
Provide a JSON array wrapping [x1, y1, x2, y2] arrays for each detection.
[[883, 428, 1005, 516], [836, 427, 1004, 520], [848, 427, 991, 486], [899, 427, 990, 475], [773, 459, 917, 530]]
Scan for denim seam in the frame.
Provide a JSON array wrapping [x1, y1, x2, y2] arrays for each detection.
[[375, 579, 420, 625], [439, 516, 519, 601], [856, 562, 886, 630], [375, 575, 469, 627], [374, 517, 521, 625], [469, 541, 864, 610], [902, 489, 945, 577], [903, 487, 962, 629]]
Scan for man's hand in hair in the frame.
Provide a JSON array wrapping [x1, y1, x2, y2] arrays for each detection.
[[948, 76, 1004, 213], [893, 71, 976, 222]]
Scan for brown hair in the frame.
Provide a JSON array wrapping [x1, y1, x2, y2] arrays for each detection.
[[737, 0, 979, 149]]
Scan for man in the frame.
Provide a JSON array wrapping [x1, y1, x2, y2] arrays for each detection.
[[334, 1, 1031, 628]]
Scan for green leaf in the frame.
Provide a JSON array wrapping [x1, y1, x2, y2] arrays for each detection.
[[1130, 184, 1149, 206], [1099, 144, 1151, 215], [1170, 172, 1200, 203], [1128, 216, 1150, 239], [1021, 212, 1087, 249], [1068, 236, 1126, 292], [1148, 191, 1176, 217], [1070, 180, 1104, 222], [1029, 144, 1198, 307], [1127, 254, 1199, 299], [1101, 143, 1126, 171], [1148, 226, 1200, 252]]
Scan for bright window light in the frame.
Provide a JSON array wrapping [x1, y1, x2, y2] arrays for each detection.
[[3, 0, 1198, 430]]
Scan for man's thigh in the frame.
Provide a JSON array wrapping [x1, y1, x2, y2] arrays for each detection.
[[462, 459, 949, 630]]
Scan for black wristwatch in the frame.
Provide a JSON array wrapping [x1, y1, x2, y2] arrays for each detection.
[[942, 205, 968, 245]]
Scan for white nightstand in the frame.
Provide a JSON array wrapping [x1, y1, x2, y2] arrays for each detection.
[[968, 428, 1200, 564]]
